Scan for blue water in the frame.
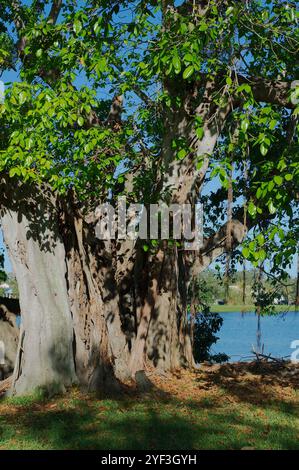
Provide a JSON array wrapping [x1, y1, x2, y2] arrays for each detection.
[[211, 311, 299, 362], [14, 311, 299, 362]]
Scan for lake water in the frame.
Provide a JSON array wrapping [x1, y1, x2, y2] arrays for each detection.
[[211, 310, 299, 362], [15, 310, 299, 362]]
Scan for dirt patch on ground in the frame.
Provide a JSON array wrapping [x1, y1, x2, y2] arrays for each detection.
[[147, 362, 299, 407], [1, 361, 299, 405]]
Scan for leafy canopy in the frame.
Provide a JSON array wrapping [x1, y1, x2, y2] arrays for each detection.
[[0, 0, 298, 281]]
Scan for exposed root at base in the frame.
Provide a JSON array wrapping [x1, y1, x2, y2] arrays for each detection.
[[0, 376, 12, 397]]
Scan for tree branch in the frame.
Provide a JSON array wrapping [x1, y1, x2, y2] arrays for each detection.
[[132, 85, 155, 108], [10, 0, 27, 54], [173, 73, 295, 209], [188, 219, 247, 277], [176, 0, 209, 16], [11, 1, 25, 31], [238, 75, 296, 109]]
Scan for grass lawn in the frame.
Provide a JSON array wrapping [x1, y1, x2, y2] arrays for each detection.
[[211, 304, 297, 313], [0, 363, 299, 450]]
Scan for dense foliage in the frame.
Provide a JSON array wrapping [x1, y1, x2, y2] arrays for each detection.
[[193, 308, 228, 363], [0, 250, 6, 283], [0, 1, 297, 311]]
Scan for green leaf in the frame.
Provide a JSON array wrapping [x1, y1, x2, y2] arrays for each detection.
[[73, 20, 82, 34], [183, 66, 194, 80], [257, 234, 265, 246], [77, 116, 84, 127], [226, 6, 234, 16], [258, 249, 266, 261], [95, 58, 107, 75], [262, 10, 269, 21], [237, 84, 252, 94], [268, 180, 274, 192], [274, 175, 283, 186], [9, 167, 19, 178], [196, 159, 203, 170], [256, 187, 262, 199], [241, 119, 249, 133], [19, 92, 27, 105], [268, 201, 276, 214], [180, 23, 188, 34], [285, 173, 293, 181], [177, 148, 187, 159], [183, 53, 194, 63], [269, 119, 277, 130], [248, 201, 257, 217], [195, 127, 204, 140], [242, 247, 250, 258], [260, 143, 268, 156]]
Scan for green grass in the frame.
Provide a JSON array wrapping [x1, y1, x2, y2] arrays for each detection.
[[0, 385, 299, 450], [211, 304, 297, 313]]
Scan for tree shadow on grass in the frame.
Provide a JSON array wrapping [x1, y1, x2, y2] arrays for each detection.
[[0, 388, 299, 450], [0, 398, 197, 450], [1, 362, 299, 450]]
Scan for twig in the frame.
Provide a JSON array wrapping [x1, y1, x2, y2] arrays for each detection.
[[251, 350, 286, 364]]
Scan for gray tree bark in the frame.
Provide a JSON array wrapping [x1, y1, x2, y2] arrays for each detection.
[[0, 183, 77, 395], [0, 304, 19, 380]]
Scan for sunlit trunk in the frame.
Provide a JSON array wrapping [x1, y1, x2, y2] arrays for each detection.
[[0, 183, 77, 395]]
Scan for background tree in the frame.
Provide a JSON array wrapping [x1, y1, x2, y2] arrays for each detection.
[[0, 250, 6, 283]]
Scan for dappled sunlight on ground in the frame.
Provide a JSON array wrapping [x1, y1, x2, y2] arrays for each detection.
[[0, 362, 298, 450]]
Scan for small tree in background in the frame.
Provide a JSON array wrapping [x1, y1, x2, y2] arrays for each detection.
[[0, 250, 7, 283], [189, 277, 229, 363]]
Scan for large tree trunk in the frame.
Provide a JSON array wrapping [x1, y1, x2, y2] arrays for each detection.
[[0, 180, 197, 396], [0, 181, 129, 395], [63, 207, 130, 390], [129, 245, 193, 377]]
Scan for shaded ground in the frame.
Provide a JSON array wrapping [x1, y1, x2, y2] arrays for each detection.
[[0, 362, 299, 450]]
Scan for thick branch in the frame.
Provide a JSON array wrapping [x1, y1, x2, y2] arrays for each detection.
[[171, 95, 234, 205], [171, 73, 295, 206], [189, 219, 247, 277], [238, 75, 295, 109], [48, 0, 63, 24]]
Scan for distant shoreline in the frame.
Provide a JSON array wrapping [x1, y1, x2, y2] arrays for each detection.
[[211, 304, 297, 313]]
